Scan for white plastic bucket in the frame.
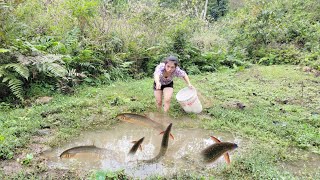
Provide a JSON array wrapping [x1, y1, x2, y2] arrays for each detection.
[[176, 87, 202, 113]]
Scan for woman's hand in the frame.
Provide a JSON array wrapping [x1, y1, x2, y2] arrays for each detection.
[[154, 74, 161, 90], [156, 82, 161, 90], [188, 84, 194, 89]]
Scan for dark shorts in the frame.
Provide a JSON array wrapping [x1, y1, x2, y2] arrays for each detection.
[[153, 81, 173, 90]]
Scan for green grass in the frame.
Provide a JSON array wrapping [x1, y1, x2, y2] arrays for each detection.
[[0, 65, 319, 179], [197, 66, 319, 153]]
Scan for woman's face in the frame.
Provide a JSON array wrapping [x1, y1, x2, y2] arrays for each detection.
[[165, 61, 176, 73]]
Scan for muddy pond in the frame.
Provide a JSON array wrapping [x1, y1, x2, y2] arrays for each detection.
[[42, 112, 320, 178], [42, 112, 242, 178]]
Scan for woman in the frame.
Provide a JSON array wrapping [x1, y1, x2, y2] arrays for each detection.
[[153, 56, 193, 112]]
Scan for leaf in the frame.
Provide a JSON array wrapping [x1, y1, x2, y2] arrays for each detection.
[[95, 171, 107, 180], [4, 63, 30, 79], [2, 76, 24, 101], [22, 153, 33, 165], [46, 63, 68, 77], [0, 48, 10, 53], [0, 63, 29, 101]]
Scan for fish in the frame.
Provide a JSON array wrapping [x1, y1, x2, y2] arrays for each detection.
[[59, 145, 106, 158], [143, 123, 172, 163], [128, 137, 144, 155], [116, 113, 174, 139], [201, 136, 238, 164]]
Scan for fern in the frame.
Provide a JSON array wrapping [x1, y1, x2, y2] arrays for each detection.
[[56, 68, 86, 94], [4, 63, 29, 79], [78, 62, 96, 70], [63, 28, 80, 54], [68, 68, 86, 78], [37, 62, 67, 78], [2, 76, 24, 101], [0, 63, 29, 101], [29, 54, 68, 78]]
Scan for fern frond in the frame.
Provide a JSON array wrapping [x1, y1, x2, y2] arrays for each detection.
[[2, 76, 24, 101], [120, 61, 134, 68], [4, 63, 29, 79], [45, 63, 67, 77], [32, 55, 68, 78], [0, 63, 29, 101], [68, 68, 87, 78], [78, 62, 96, 70]]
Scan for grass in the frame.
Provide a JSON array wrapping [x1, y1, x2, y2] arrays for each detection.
[[0, 65, 319, 179], [198, 66, 319, 152]]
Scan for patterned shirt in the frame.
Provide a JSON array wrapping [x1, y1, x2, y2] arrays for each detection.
[[154, 63, 186, 85]]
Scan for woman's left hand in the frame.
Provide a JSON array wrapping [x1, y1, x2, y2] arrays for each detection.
[[188, 84, 194, 89]]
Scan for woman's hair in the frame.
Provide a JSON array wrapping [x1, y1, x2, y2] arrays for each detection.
[[164, 55, 179, 67]]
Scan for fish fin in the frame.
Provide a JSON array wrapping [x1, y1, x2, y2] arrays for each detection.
[[210, 136, 222, 143], [139, 145, 143, 151], [131, 141, 137, 143], [159, 131, 164, 135], [223, 152, 231, 164], [170, 133, 174, 140]]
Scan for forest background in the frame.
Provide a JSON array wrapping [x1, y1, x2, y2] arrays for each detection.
[[0, 0, 319, 103]]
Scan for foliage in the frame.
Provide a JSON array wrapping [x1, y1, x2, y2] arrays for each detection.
[[20, 53, 82, 95], [207, 0, 229, 21], [0, 62, 29, 101], [56, 68, 86, 94], [20, 153, 33, 166], [90, 169, 129, 180], [1, 0, 319, 103], [225, 0, 320, 67], [28, 54, 68, 78]]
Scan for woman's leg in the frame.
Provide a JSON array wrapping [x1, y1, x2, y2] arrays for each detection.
[[163, 87, 173, 112], [154, 90, 163, 111]]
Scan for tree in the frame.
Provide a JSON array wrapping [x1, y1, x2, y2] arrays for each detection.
[[207, 0, 229, 21]]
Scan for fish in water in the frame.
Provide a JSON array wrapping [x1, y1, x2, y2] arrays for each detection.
[[128, 137, 144, 155], [143, 123, 172, 163], [59, 145, 106, 158], [201, 136, 238, 164], [116, 113, 174, 139]]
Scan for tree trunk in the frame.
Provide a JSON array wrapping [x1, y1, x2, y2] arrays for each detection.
[[203, 0, 209, 20]]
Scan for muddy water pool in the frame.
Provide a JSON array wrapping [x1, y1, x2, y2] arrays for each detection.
[[42, 112, 320, 178], [42, 116, 242, 178]]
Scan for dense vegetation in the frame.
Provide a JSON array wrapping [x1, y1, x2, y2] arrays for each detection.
[[1, 0, 319, 103]]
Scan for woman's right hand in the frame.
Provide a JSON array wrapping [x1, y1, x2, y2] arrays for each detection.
[[155, 82, 161, 90]]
